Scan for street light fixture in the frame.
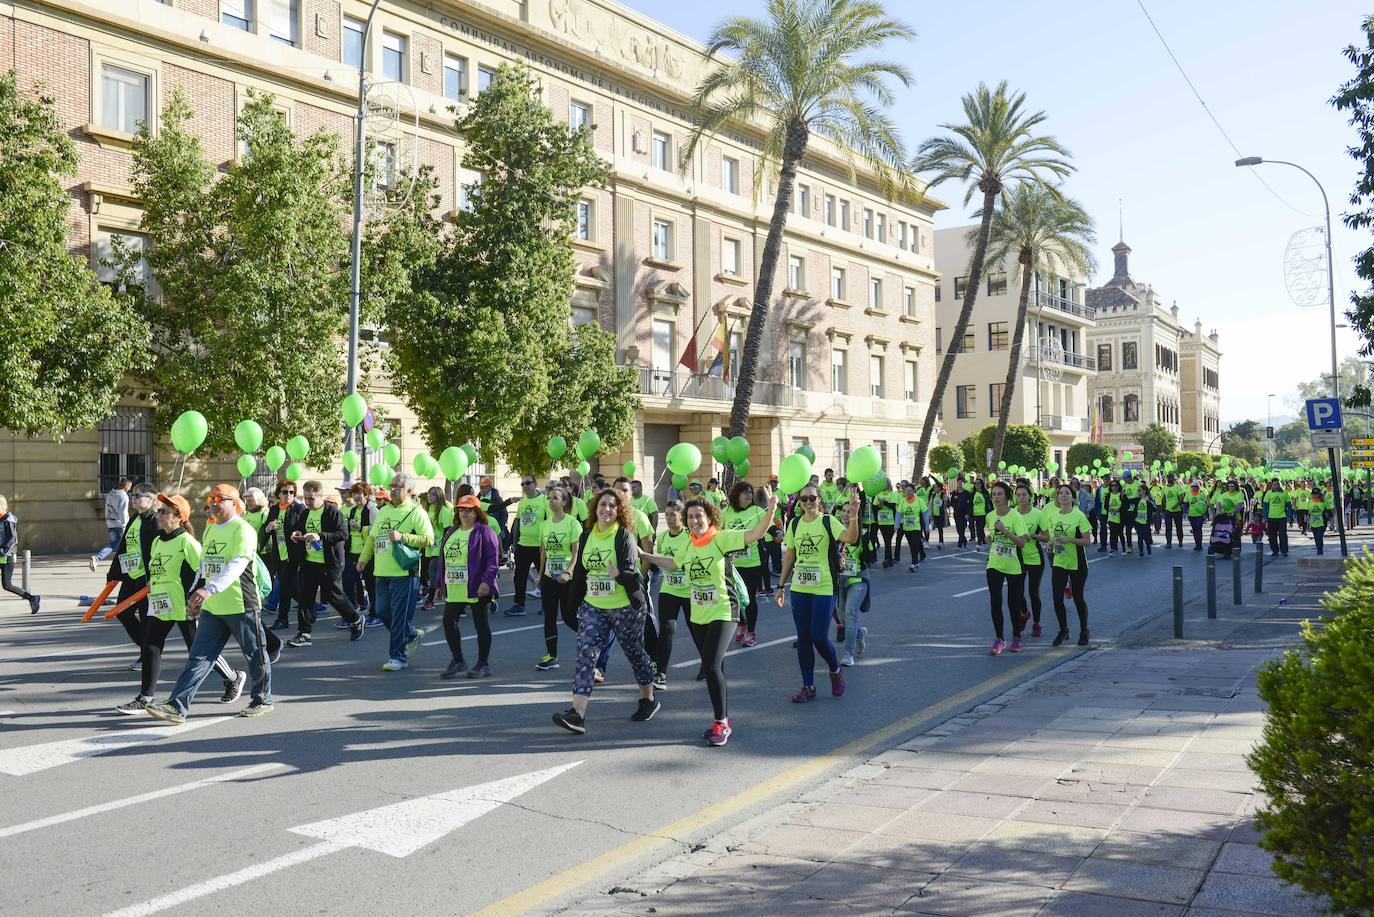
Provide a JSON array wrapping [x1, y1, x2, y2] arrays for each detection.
[[1235, 156, 1347, 556]]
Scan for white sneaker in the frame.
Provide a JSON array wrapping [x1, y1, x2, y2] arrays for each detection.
[[382, 658, 408, 672], [840, 652, 855, 667], [88, 556, 98, 572], [856, 626, 867, 657]]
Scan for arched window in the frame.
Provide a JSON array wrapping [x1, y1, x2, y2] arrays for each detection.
[[1100, 394, 1114, 423], [1124, 393, 1140, 422]]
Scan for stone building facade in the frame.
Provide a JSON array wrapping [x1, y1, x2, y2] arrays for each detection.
[[0, 0, 944, 551]]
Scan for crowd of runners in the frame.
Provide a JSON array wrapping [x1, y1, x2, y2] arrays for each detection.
[[0, 457, 1357, 747]]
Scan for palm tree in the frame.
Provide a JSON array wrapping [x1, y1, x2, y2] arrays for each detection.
[[908, 81, 1072, 482], [684, 0, 914, 441], [979, 184, 1096, 471]]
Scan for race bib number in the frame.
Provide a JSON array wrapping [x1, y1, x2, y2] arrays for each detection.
[[1051, 540, 1067, 557], [690, 584, 718, 609], [545, 557, 568, 578], [444, 565, 468, 586], [119, 551, 143, 576], [665, 570, 686, 589], [841, 555, 859, 577], [992, 541, 1016, 560], [587, 574, 614, 598], [375, 525, 392, 555], [202, 555, 227, 578], [149, 592, 175, 617], [520, 511, 537, 528], [878, 509, 894, 524], [795, 564, 822, 587]]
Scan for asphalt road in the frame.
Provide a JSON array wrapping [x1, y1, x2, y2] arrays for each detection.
[[0, 526, 1348, 916]]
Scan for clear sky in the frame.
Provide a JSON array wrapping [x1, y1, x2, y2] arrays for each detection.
[[620, 0, 1371, 426]]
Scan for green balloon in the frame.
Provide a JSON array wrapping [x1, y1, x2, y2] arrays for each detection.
[[623, 460, 636, 477], [170, 410, 208, 454], [233, 420, 263, 454], [998, 460, 1007, 470], [577, 460, 591, 476], [341, 393, 368, 428], [286, 435, 310, 461], [236, 454, 257, 478], [383, 442, 401, 467], [413, 453, 435, 478], [1046, 462, 1059, 473], [342, 451, 359, 473], [863, 473, 887, 493], [711, 436, 730, 463], [948, 466, 960, 477], [847, 445, 880, 483], [461, 443, 478, 465], [734, 459, 750, 478], [578, 430, 601, 458], [366, 428, 386, 451], [666, 442, 702, 476], [264, 445, 286, 472], [285, 462, 303, 482], [547, 436, 567, 460], [368, 462, 390, 485], [1092, 458, 1102, 468], [439, 446, 468, 481], [672, 473, 688, 490], [1123, 451, 1135, 462], [1104, 454, 1116, 465], [778, 452, 813, 494], [796, 443, 816, 463], [726, 435, 750, 465]]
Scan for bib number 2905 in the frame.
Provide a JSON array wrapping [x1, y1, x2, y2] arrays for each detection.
[[795, 565, 821, 587]]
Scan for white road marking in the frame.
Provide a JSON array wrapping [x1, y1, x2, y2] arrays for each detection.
[[0, 717, 231, 776], [102, 762, 583, 917], [0, 763, 285, 838], [423, 623, 542, 646], [953, 586, 988, 597]]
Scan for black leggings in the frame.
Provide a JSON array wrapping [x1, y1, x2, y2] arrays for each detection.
[[955, 512, 969, 548], [114, 578, 148, 648], [1164, 510, 1184, 545], [443, 596, 492, 665], [541, 575, 578, 658], [512, 544, 540, 605], [879, 524, 896, 562], [1190, 515, 1206, 548], [689, 618, 735, 721], [656, 592, 689, 674], [738, 565, 763, 632], [1023, 561, 1043, 624], [1, 563, 32, 601], [986, 569, 1026, 640], [973, 516, 987, 546], [1051, 566, 1089, 635], [140, 615, 234, 697], [1108, 521, 1125, 552], [898, 529, 923, 563]]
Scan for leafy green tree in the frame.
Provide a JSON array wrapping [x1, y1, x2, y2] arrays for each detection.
[[684, 0, 914, 442], [1139, 421, 1178, 467], [0, 71, 148, 434], [975, 423, 1049, 473], [1333, 17, 1374, 407], [1066, 442, 1115, 474], [980, 184, 1095, 470], [929, 443, 963, 476], [1174, 451, 1214, 479], [383, 64, 633, 476], [1221, 420, 1264, 466], [958, 433, 985, 474], [909, 82, 1072, 479], [126, 88, 351, 461]]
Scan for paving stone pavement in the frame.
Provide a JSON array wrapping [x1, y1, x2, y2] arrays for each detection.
[[559, 555, 1349, 916]]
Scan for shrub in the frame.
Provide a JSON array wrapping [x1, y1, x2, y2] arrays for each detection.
[[1249, 551, 1374, 915], [1066, 442, 1115, 474], [929, 444, 962, 477], [1174, 451, 1214, 479]]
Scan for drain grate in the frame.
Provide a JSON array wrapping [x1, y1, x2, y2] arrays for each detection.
[[1178, 687, 1238, 698]]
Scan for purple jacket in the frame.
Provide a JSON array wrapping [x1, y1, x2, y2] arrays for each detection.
[[438, 524, 501, 602]]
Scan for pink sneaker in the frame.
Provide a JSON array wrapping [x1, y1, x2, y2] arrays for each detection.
[[705, 718, 732, 746], [791, 685, 817, 703], [1010, 637, 1023, 653], [829, 670, 845, 697], [1031, 622, 1043, 638], [989, 639, 1006, 656], [734, 623, 746, 643], [741, 631, 758, 647]]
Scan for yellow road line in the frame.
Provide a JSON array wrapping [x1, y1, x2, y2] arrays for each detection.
[[473, 649, 1073, 916]]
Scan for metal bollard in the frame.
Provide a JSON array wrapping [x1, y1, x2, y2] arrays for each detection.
[[1206, 555, 1217, 619], [1173, 565, 1184, 638], [1232, 550, 1242, 605], [1254, 542, 1263, 594], [22, 550, 30, 593]]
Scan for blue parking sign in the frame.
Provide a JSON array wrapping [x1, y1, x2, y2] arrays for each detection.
[[1306, 398, 1343, 431]]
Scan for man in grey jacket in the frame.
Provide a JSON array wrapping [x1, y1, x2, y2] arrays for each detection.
[[90, 478, 132, 571]]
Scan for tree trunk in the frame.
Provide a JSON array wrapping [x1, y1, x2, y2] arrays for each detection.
[[911, 183, 1000, 481], [727, 121, 808, 446], [990, 249, 1033, 471]]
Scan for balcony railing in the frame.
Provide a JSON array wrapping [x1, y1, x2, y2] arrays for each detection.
[[1030, 291, 1096, 320], [635, 367, 794, 408], [1028, 346, 1097, 372], [1040, 414, 1089, 433]]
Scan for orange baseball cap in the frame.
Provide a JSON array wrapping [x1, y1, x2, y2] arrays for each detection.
[[455, 495, 481, 509], [205, 483, 243, 511], [156, 493, 192, 523]]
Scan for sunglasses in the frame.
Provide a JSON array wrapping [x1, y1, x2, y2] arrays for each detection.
[[280, 490, 296, 496], [798, 495, 819, 503], [206, 495, 230, 506]]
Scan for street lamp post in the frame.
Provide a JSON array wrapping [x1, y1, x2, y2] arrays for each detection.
[[1236, 156, 1347, 557]]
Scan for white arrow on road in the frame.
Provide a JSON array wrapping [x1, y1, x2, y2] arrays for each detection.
[[0, 717, 231, 776], [102, 761, 582, 917]]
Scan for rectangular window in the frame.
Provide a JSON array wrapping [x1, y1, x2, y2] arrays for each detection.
[[870, 354, 885, 399], [444, 54, 467, 101], [987, 272, 1008, 296], [572, 305, 597, 327], [989, 383, 1004, 417], [651, 318, 675, 392], [569, 100, 590, 131], [1058, 277, 1070, 300], [222, 0, 252, 31], [728, 331, 743, 375], [904, 286, 916, 317], [788, 255, 805, 291], [831, 346, 848, 394], [372, 141, 396, 190], [1122, 341, 1138, 370], [722, 237, 741, 276], [904, 360, 918, 402], [381, 31, 407, 82], [1097, 343, 1113, 371], [1125, 395, 1140, 422], [458, 170, 482, 212], [795, 183, 810, 216], [824, 194, 836, 226], [956, 385, 976, 419], [264, 0, 298, 46], [898, 222, 908, 249], [839, 200, 850, 231], [834, 439, 851, 476], [651, 130, 670, 170], [722, 156, 739, 194], [934, 284, 941, 302], [830, 266, 846, 300], [935, 327, 942, 354], [343, 15, 365, 68], [101, 65, 149, 135], [988, 321, 1008, 351], [788, 338, 806, 389], [575, 198, 593, 241], [99, 407, 156, 495], [876, 213, 887, 243], [94, 229, 149, 290], [477, 66, 496, 92], [873, 441, 888, 472], [869, 277, 883, 310], [863, 208, 874, 239], [953, 276, 967, 300], [652, 219, 673, 261]]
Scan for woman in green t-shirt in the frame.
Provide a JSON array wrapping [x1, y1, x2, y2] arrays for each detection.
[[642, 491, 775, 746], [722, 482, 768, 646], [648, 501, 690, 680], [536, 485, 583, 672], [1040, 484, 1094, 647], [971, 482, 990, 549], [422, 488, 453, 611], [1013, 483, 1046, 638], [437, 495, 501, 680], [985, 480, 1031, 656]]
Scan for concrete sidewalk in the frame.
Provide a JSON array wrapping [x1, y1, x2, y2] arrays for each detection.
[[563, 556, 1347, 916]]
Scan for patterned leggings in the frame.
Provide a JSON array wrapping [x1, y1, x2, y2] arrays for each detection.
[[572, 602, 655, 697]]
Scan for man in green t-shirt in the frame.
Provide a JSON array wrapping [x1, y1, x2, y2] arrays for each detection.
[[819, 469, 842, 512], [147, 484, 273, 723], [1263, 478, 1290, 557], [504, 476, 547, 616], [359, 473, 435, 671]]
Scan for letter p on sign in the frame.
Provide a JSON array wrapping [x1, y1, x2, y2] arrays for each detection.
[[1306, 398, 1343, 431]]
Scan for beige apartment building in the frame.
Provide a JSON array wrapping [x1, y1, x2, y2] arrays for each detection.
[[1085, 240, 1222, 457], [932, 225, 1097, 471], [0, 0, 944, 552]]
